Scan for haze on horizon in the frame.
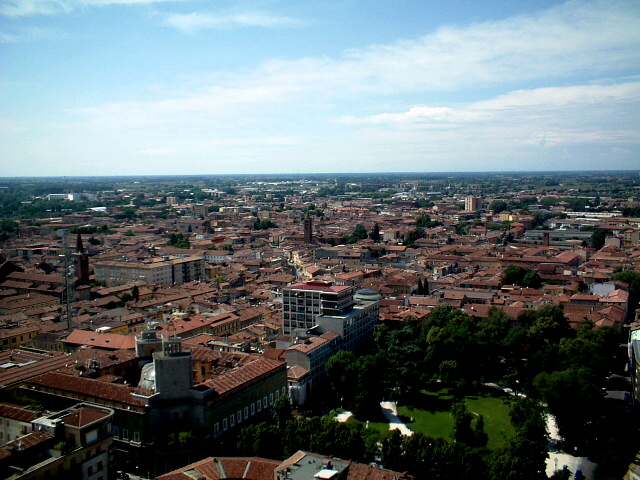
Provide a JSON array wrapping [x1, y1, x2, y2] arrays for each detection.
[[1, 0, 639, 177]]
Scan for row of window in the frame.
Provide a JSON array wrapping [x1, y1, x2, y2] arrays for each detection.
[[214, 388, 286, 436], [114, 427, 140, 443]]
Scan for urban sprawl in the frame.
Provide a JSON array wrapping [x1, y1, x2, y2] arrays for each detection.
[[0, 172, 639, 480]]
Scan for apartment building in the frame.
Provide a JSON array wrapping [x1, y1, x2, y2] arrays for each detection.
[[94, 255, 205, 287]]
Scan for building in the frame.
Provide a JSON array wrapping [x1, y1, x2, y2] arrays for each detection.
[[303, 215, 313, 244], [0, 404, 39, 444], [282, 282, 354, 335], [93, 255, 205, 287], [0, 403, 114, 480], [192, 203, 208, 218], [159, 451, 409, 480], [22, 328, 287, 475], [73, 231, 90, 286], [282, 282, 379, 351], [275, 451, 410, 480], [282, 282, 380, 406], [464, 195, 482, 212]]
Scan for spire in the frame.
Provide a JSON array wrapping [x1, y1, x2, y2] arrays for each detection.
[[76, 230, 85, 254]]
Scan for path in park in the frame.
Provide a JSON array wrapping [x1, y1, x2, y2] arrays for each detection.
[[380, 401, 413, 436], [335, 411, 353, 422]]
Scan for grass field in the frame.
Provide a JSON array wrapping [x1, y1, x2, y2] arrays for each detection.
[[397, 388, 516, 450], [329, 388, 516, 450]]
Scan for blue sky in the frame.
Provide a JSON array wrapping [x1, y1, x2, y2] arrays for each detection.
[[1, 0, 639, 176]]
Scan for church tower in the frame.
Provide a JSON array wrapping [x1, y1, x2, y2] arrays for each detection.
[[74, 231, 90, 286], [303, 215, 313, 244]]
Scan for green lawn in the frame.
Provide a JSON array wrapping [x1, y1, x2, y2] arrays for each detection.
[[397, 388, 516, 450]]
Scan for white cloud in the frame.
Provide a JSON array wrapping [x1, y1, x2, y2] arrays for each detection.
[[161, 11, 300, 33], [340, 82, 640, 125], [0, 0, 181, 17], [0, 25, 65, 42]]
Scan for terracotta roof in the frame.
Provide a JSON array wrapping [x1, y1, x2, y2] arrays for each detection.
[[0, 430, 54, 460], [203, 357, 285, 396], [62, 405, 111, 427], [27, 372, 146, 407], [0, 403, 39, 423], [158, 456, 280, 480], [62, 330, 137, 350]]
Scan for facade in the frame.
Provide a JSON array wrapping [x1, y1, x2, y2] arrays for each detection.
[[94, 255, 205, 287], [0, 403, 114, 480], [464, 195, 482, 212], [282, 282, 354, 335], [192, 203, 208, 217], [282, 282, 380, 406], [0, 404, 38, 444], [22, 328, 287, 474]]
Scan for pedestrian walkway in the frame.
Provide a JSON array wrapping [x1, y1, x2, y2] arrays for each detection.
[[380, 401, 413, 436], [335, 410, 353, 422]]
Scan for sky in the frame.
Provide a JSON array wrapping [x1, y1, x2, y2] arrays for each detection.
[[1, 0, 639, 177]]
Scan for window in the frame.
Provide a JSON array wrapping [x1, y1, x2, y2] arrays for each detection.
[[122, 429, 129, 441], [230, 414, 235, 427], [237, 410, 242, 423], [269, 393, 274, 405], [275, 390, 280, 401], [282, 387, 287, 396], [263, 396, 268, 408], [244, 407, 248, 419], [257, 399, 262, 412], [251, 403, 255, 415], [133, 432, 140, 443], [223, 419, 228, 431], [114, 427, 119, 439]]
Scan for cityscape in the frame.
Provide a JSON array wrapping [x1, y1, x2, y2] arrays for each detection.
[[0, 171, 638, 479], [3, 0, 640, 479]]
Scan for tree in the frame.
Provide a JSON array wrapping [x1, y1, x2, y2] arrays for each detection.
[[522, 269, 542, 289], [489, 200, 508, 213], [502, 265, 527, 286], [474, 414, 488, 448], [369, 222, 381, 242], [131, 285, 140, 302], [381, 429, 404, 472], [488, 397, 548, 480], [344, 224, 368, 243], [591, 227, 611, 250], [404, 227, 425, 247], [451, 401, 474, 445], [415, 215, 434, 228], [253, 219, 277, 230], [325, 351, 359, 409], [272, 395, 293, 432]]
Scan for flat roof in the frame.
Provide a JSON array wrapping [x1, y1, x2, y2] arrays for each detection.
[[286, 282, 351, 293]]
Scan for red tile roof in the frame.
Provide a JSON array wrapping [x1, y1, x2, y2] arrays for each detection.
[[27, 372, 146, 407], [158, 456, 280, 480], [0, 403, 39, 423], [204, 358, 285, 396], [62, 405, 111, 427], [62, 330, 136, 350]]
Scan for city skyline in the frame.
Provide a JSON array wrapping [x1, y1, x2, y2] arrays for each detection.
[[2, 0, 639, 177]]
